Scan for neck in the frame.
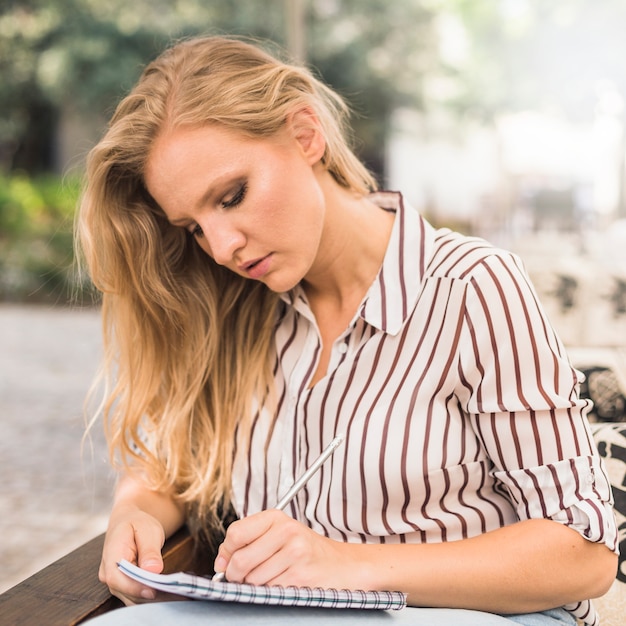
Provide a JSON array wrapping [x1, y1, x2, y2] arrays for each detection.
[[302, 178, 394, 316]]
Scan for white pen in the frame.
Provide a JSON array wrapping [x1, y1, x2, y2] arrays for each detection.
[[212, 434, 345, 582]]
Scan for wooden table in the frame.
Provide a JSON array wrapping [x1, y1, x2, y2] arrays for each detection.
[[0, 527, 200, 625]]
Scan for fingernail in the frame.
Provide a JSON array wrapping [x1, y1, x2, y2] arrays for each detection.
[[214, 555, 227, 572], [140, 588, 156, 600], [140, 557, 162, 571]]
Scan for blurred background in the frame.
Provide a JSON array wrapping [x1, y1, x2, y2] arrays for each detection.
[[2, 0, 626, 593]]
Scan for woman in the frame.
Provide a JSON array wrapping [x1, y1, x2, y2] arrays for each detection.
[[78, 35, 618, 625]]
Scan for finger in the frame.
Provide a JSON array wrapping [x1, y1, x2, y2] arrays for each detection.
[[223, 512, 304, 584], [235, 543, 291, 586], [117, 519, 165, 600], [99, 525, 138, 583], [99, 518, 164, 603], [214, 510, 281, 576], [100, 557, 158, 604], [222, 510, 283, 552], [135, 521, 165, 573]]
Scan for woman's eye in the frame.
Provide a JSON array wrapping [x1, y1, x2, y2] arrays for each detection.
[[222, 183, 247, 209]]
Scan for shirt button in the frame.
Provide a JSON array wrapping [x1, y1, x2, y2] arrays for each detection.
[[338, 343, 348, 354]]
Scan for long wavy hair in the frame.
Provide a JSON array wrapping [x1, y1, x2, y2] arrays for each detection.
[[77, 35, 376, 541]]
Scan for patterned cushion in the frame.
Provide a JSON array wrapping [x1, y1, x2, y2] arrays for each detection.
[[580, 367, 626, 423], [591, 422, 626, 625]]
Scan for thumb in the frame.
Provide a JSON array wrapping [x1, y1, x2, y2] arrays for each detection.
[[135, 526, 165, 573]]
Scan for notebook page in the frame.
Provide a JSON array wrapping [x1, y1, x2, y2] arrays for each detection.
[[118, 560, 407, 610]]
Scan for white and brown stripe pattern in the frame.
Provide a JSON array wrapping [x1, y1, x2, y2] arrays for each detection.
[[231, 191, 617, 625]]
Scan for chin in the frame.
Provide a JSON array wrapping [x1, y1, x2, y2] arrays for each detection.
[[261, 274, 302, 294]]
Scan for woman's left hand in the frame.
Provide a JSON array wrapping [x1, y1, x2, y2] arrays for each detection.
[[213, 509, 359, 588], [213, 514, 617, 612]]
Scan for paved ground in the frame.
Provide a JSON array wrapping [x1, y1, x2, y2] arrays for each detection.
[[0, 304, 115, 593]]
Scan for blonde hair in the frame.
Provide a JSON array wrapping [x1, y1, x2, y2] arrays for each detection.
[[77, 35, 376, 540]]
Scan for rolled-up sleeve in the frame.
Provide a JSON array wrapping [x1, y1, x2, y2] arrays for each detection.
[[493, 455, 618, 551], [459, 251, 618, 554]]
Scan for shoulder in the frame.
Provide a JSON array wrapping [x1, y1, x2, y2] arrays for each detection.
[[426, 228, 524, 283]]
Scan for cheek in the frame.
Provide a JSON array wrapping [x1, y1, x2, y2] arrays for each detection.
[[194, 237, 214, 259]]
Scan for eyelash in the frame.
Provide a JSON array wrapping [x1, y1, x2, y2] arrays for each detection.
[[222, 182, 247, 209], [189, 183, 248, 238]]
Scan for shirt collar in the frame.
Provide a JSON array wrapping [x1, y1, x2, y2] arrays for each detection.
[[358, 191, 434, 334]]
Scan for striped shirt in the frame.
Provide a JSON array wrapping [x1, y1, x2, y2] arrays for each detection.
[[231, 191, 617, 625]]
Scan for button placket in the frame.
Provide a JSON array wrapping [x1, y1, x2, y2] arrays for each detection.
[[278, 323, 320, 503]]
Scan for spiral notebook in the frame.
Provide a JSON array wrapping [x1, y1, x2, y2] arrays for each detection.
[[118, 560, 407, 611]]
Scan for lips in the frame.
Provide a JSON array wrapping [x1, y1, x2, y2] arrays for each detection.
[[240, 254, 272, 280], [242, 257, 262, 270]]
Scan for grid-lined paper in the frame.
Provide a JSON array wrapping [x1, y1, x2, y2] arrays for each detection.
[[118, 560, 407, 610]]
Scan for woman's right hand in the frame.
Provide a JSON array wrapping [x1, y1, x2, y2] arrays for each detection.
[[98, 507, 166, 605], [97, 474, 185, 605]]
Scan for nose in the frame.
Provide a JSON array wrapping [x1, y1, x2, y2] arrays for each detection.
[[199, 215, 246, 266]]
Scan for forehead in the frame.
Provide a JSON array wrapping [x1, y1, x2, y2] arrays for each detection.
[[149, 124, 253, 167], [147, 123, 295, 172], [146, 125, 250, 183]]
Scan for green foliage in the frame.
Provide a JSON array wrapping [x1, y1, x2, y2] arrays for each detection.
[[0, 173, 91, 303], [0, 0, 439, 175], [0, 0, 444, 302], [308, 0, 438, 176], [0, 174, 78, 235], [4, 1, 626, 302]]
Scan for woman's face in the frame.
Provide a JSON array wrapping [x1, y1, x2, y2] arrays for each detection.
[[144, 120, 327, 293]]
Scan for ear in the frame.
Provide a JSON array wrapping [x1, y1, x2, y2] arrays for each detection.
[[287, 107, 326, 165]]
